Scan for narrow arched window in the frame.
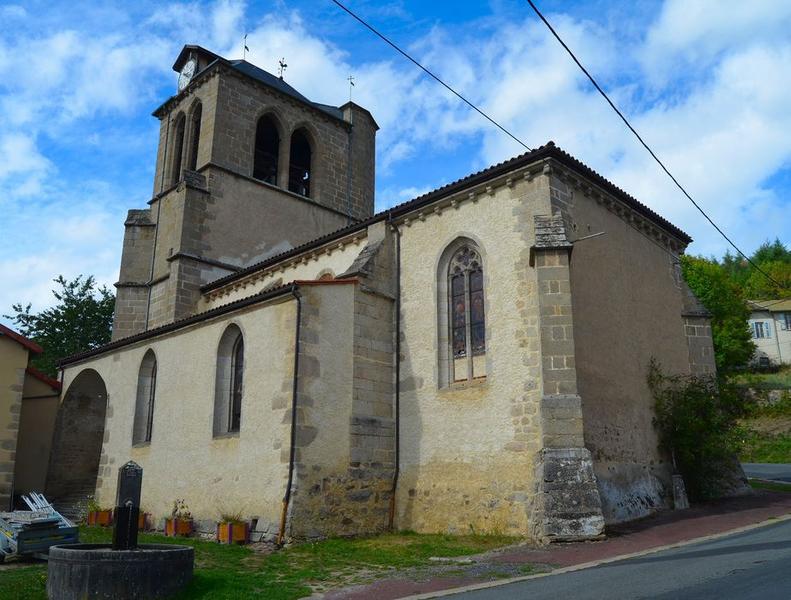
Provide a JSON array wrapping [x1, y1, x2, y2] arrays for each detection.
[[171, 114, 186, 185], [447, 243, 486, 383], [133, 350, 157, 444], [187, 103, 202, 171], [253, 115, 279, 184], [230, 335, 244, 432], [288, 128, 312, 197], [214, 325, 244, 436]]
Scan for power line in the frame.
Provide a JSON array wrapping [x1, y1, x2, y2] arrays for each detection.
[[330, 0, 532, 153], [330, 3, 690, 267], [330, 1, 701, 271], [524, 0, 789, 293], [331, 0, 787, 293]]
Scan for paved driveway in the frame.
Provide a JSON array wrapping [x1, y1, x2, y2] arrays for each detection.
[[450, 518, 791, 599], [742, 463, 791, 483]]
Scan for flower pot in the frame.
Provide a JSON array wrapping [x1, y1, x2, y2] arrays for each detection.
[[87, 510, 113, 527], [138, 512, 150, 531], [165, 518, 193, 537], [216, 521, 249, 545]]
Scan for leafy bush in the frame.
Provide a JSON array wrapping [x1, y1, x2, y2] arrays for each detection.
[[648, 359, 751, 501], [680, 256, 754, 374]]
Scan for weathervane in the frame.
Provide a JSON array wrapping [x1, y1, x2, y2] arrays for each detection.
[[278, 58, 288, 80], [243, 34, 250, 60], [347, 74, 355, 102]]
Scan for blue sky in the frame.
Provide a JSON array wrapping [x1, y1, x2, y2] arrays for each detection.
[[1, 0, 789, 319]]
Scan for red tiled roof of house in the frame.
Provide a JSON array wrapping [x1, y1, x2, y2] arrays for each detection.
[[25, 366, 61, 392], [0, 323, 43, 355]]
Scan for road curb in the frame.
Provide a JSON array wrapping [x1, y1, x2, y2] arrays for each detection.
[[401, 512, 791, 599]]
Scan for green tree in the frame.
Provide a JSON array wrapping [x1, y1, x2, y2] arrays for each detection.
[[720, 250, 750, 288], [681, 255, 754, 373], [751, 238, 791, 265], [4, 275, 114, 377], [743, 260, 791, 301]]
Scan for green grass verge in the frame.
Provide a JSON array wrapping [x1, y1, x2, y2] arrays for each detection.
[[733, 367, 791, 391], [749, 479, 791, 493], [0, 566, 47, 600], [0, 527, 517, 600], [740, 433, 791, 463]]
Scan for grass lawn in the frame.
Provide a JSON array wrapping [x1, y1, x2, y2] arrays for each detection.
[[738, 382, 791, 463], [734, 366, 791, 390], [0, 527, 518, 600], [749, 479, 791, 493], [741, 433, 791, 463]]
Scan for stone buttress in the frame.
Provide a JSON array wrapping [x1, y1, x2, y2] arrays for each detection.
[[285, 222, 396, 538], [530, 214, 605, 541]]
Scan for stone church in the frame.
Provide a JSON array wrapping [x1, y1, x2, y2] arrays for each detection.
[[51, 45, 715, 542]]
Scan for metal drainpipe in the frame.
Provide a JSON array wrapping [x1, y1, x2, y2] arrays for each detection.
[[144, 113, 170, 331], [387, 214, 401, 530], [277, 284, 302, 545]]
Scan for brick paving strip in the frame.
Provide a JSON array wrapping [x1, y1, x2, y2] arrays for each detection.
[[319, 490, 791, 600]]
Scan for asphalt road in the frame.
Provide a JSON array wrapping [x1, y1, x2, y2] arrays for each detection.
[[742, 463, 791, 483], [450, 518, 791, 600]]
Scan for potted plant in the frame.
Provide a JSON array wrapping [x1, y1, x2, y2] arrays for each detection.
[[165, 499, 193, 537], [85, 496, 113, 527], [216, 512, 249, 545]]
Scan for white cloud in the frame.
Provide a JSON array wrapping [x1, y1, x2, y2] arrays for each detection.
[[371, 6, 791, 256], [0, 132, 51, 180], [642, 0, 791, 84], [378, 184, 434, 209], [0, 132, 53, 198], [0, 194, 123, 320], [3, 0, 790, 324]]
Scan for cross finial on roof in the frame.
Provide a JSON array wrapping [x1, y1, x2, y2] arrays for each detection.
[[347, 74, 355, 102], [278, 57, 288, 80], [243, 34, 249, 60]]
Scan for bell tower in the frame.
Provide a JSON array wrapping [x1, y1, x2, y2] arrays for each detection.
[[112, 44, 378, 340]]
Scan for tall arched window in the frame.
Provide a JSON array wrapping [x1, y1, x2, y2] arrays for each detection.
[[171, 114, 186, 185], [133, 350, 157, 444], [288, 128, 312, 197], [253, 115, 280, 184], [439, 241, 486, 385], [214, 325, 244, 435], [187, 103, 202, 171]]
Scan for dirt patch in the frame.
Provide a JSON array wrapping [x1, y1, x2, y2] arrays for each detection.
[[746, 416, 791, 436]]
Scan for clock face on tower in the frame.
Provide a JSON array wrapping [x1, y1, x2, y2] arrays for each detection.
[[178, 59, 197, 92]]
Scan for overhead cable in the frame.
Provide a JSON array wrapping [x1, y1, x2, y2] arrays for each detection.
[[524, 0, 789, 292]]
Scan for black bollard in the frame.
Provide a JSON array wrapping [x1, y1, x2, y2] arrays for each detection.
[[112, 461, 143, 550]]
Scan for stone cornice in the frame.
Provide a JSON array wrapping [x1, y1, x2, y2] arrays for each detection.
[[203, 231, 366, 303], [547, 159, 687, 254]]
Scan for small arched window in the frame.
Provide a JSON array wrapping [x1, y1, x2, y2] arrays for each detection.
[[440, 241, 486, 384], [171, 114, 186, 185], [187, 103, 202, 171], [288, 128, 312, 197], [133, 350, 157, 444], [214, 325, 244, 435], [253, 115, 280, 184]]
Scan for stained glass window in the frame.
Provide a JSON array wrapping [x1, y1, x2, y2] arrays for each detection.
[[230, 336, 244, 433], [448, 244, 486, 382]]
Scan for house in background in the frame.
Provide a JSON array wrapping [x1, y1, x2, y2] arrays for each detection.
[[748, 299, 791, 366], [0, 324, 61, 509]]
